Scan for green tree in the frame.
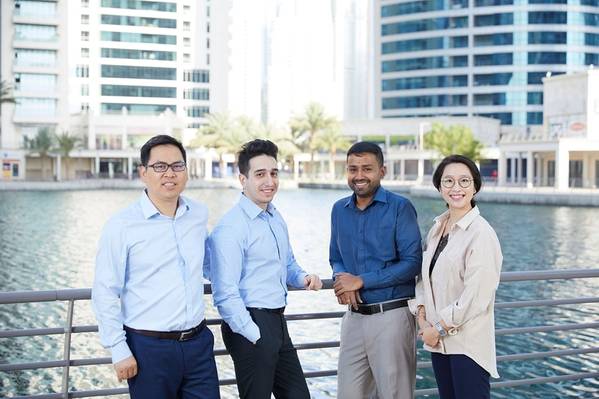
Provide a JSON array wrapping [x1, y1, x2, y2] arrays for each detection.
[[254, 124, 299, 168], [289, 102, 337, 177], [0, 80, 16, 114], [56, 131, 80, 180], [313, 123, 351, 180], [424, 123, 483, 161], [190, 113, 252, 176], [27, 127, 54, 180]]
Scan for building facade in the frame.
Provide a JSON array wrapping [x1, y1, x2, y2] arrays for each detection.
[[375, 0, 599, 126], [1, 0, 211, 180]]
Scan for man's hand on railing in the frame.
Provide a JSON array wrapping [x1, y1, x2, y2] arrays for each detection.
[[114, 355, 138, 382], [304, 274, 323, 290]]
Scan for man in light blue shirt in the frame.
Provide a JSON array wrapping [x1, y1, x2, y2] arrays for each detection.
[[92, 135, 219, 399], [210, 139, 322, 399]]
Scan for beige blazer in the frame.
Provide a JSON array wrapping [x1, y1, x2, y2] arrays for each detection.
[[408, 206, 502, 378]]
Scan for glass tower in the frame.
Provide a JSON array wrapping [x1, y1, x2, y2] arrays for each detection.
[[376, 0, 599, 126]]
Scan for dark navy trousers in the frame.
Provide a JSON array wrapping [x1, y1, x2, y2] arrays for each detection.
[[125, 326, 220, 399], [431, 353, 490, 399]]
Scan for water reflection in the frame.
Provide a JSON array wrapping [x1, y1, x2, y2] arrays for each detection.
[[0, 188, 598, 397]]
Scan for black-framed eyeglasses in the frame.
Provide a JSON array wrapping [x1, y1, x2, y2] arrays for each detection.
[[146, 161, 187, 173], [441, 177, 473, 189]]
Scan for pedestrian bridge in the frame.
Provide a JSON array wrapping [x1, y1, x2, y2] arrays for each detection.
[[1, 269, 598, 398]]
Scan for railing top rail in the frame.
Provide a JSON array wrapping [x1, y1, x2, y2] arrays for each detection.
[[1, 268, 598, 304]]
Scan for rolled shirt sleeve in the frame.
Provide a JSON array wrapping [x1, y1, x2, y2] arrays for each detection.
[[438, 229, 503, 328]]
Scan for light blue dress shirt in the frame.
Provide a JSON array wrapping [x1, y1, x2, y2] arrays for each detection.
[[209, 194, 308, 343], [92, 192, 209, 363]]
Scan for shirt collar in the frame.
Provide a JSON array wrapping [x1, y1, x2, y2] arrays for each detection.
[[433, 206, 480, 230], [344, 186, 388, 209], [238, 193, 275, 219], [140, 190, 189, 219]]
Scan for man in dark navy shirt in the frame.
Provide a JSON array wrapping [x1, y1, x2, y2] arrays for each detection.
[[330, 141, 422, 399]]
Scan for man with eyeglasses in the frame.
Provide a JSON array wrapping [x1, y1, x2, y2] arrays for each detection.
[[92, 135, 220, 399]]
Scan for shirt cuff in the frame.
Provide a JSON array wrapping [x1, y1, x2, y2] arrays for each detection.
[[438, 305, 457, 328], [297, 272, 309, 288], [111, 340, 133, 364], [359, 272, 377, 290], [243, 321, 261, 344], [407, 298, 423, 316]]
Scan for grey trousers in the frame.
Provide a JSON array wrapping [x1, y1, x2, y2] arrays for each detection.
[[337, 306, 416, 399]]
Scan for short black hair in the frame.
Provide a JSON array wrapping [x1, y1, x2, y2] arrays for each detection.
[[140, 135, 186, 166], [432, 154, 482, 208], [346, 141, 384, 167], [237, 139, 278, 176]]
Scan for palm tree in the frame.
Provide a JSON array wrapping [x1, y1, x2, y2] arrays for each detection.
[[191, 113, 252, 176], [0, 80, 16, 114], [56, 131, 80, 180], [313, 123, 351, 180], [27, 127, 54, 180], [254, 124, 300, 171], [289, 102, 337, 177]]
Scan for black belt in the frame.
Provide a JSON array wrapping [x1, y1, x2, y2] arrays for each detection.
[[247, 307, 285, 314], [350, 299, 410, 315], [124, 320, 206, 341]]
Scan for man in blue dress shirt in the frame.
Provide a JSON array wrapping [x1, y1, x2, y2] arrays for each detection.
[[330, 141, 423, 399], [92, 135, 219, 399], [209, 139, 322, 399]]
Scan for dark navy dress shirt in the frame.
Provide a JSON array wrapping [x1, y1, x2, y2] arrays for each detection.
[[329, 186, 423, 304]]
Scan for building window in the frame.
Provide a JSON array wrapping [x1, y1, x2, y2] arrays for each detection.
[[14, 0, 57, 18], [81, 84, 89, 96], [475, 0, 513, 5], [382, 16, 468, 36], [529, 11, 567, 24], [474, 33, 513, 47], [14, 48, 57, 67], [81, 48, 89, 58], [101, 103, 177, 115], [474, 13, 513, 27], [82, 14, 89, 24], [475, 112, 512, 125], [101, 31, 176, 44], [381, 0, 467, 17], [76, 65, 89, 78], [183, 21, 191, 31], [527, 112, 543, 125], [382, 36, 468, 54], [101, 14, 176, 28], [528, 31, 566, 44], [183, 53, 191, 62], [382, 94, 467, 110], [81, 31, 89, 41], [186, 106, 210, 118], [474, 53, 513, 66], [101, 65, 177, 80], [101, 48, 176, 61], [382, 75, 467, 91], [527, 92, 543, 105], [184, 37, 191, 47], [474, 73, 513, 86], [82, 0, 89, 7], [14, 24, 58, 42], [528, 52, 566, 64], [100, 0, 177, 12], [14, 73, 56, 92], [184, 88, 210, 100], [183, 69, 210, 82], [101, 84, 177, 98], [382, 55, 467, 73]]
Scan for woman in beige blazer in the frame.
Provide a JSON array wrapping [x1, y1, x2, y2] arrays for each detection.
[[409, 155, 502, 399]]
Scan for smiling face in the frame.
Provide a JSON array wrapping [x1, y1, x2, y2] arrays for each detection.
[[346, 152, 385, 200], [439, 162, 475, 213], [239, 154, 278, 209], [139, 144, 188, 205]]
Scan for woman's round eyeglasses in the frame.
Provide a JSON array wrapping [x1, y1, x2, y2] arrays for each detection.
[[440, 177, 473, 189]]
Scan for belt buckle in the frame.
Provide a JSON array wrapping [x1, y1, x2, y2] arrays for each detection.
[[178, 329, 194, 341]]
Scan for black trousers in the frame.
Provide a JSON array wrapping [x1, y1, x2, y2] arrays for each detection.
[[221, 308, 310, 399]]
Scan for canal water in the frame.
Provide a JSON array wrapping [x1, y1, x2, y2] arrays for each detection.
[[0, 187, 598, 398]]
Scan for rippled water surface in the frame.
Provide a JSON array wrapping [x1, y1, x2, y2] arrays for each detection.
[[1, 188, 598, 398]]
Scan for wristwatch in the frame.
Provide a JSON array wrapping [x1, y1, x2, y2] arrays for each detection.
[[434, 322, 447, 337], [435, 321, 458, 337]]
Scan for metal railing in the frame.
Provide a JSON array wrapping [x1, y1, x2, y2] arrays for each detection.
[[1, 269, 598, 398]]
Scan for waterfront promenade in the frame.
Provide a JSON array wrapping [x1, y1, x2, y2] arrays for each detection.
[[2, 178, 599, 207]]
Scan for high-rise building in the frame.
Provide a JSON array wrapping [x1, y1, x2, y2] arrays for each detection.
[[375, 0, 599, 127], [1, 0, 211, 180]]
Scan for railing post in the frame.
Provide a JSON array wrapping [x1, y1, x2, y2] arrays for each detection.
[[61, 299, 75, 399]]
